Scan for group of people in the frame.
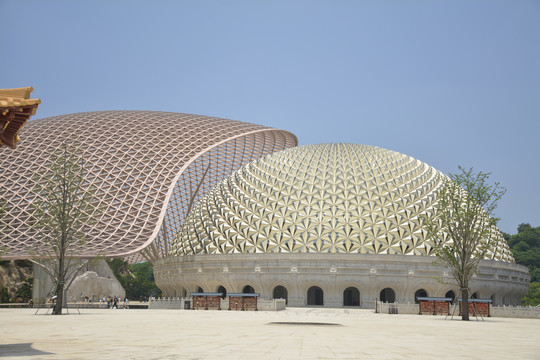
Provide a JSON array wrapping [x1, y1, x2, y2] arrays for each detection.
[[76, 295, 130, 309], [106, 296, 129, 309]]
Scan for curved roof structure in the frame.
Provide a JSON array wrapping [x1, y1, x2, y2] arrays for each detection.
[[172, 143, 514, 262], [0, 111, 297, 261]]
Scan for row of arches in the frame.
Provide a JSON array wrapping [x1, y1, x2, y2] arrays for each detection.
[[198, 285, 255, 294], [193, 284, 483, 306], [379, 289, 483, 303], [380, 288, 464, 304], [197, 285, 289, 303]]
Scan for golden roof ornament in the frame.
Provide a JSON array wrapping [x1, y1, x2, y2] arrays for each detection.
[[0, 86, 41, 149]]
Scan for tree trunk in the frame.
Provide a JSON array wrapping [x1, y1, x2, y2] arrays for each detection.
[[461, 288, 469, 321], [53, 281, 64, 315], [53, 257, 65, 315]]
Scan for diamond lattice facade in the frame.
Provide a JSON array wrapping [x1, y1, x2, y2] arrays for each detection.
[[171, 143, 513, 260], [0, 111, 297, 262], [155, 144, 529, 307]]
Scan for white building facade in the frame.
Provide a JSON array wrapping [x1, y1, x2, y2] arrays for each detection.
[[155, 144, 530, 307]]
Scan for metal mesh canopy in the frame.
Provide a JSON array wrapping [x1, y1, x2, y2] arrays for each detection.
[[172, 143, 514, 263], [0, 111, 297, 261]]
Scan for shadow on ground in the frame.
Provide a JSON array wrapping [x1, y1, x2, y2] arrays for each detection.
[[0, 343, 54, 357]]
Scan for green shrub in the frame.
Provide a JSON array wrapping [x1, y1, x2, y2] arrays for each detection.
[[1, 287, 10, 303], [521, 281, 540, 307]]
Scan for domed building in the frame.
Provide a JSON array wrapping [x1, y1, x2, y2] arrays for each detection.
[[155, 144, 529, 307], [0, 111, 297, 303], [0, 111, 297, 263]]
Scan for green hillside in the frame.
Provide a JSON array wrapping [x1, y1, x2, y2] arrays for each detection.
[[505, 224, 540, 306]]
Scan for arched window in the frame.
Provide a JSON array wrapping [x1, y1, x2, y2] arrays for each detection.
[[197, 286, 204, 293], [243, 285, 255, 294], [445, 290, 455, 303], [273, 286, 288, 305], [307, 286, 324, 306], [471, 292, 478, 299], [414, 289, 428, 304], [217, 286, 226, 294], [343, 287, 360, 306], [380, 288, 395, 303]]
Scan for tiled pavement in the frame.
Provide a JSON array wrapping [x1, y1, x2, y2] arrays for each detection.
[[1, 307, 538, 359]]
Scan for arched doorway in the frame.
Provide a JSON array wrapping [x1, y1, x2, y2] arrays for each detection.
[[273, 285, 288, 305], [343, 287, 360, 306], [380, 288, 395, 303], [445, 290, 456, 303], [307, 286, 324, 306], [414, 289, 428, 304], [243, 285, 255, 294]]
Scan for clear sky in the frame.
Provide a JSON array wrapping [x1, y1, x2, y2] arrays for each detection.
[[2, 0, 539, 234]]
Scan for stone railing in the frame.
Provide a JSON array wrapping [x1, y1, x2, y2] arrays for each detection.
[[257, 299, 286, 311], [148, 296, 286, 311], [148, 297, 189, 309], [375, 301, 540, 319], [376, 301, 418, 315], [491, 305, 540, 319]]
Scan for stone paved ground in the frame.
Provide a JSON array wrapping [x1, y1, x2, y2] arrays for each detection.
[[0, 307, 539, 359]]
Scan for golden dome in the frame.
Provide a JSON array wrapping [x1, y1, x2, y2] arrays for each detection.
[[172, 143, 514, 262]]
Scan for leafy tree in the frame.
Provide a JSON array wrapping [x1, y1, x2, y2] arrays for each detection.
[[29, 141, 101, 315], [520, 281, 540, 307], [126, 262, 162, 300], [507, 224, 540, 282], [107, 259, 161, 300], [506, 223, 540, 305], [517, 223, 532, 233], [107, 258, 130, 278], [423, 167, 506, 320]]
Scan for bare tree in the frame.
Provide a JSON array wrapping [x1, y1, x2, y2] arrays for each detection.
[[29, 141, 100, 315], [424, 167, 506, 320]]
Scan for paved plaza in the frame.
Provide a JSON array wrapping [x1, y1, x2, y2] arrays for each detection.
[[1, 307, 539, 359]]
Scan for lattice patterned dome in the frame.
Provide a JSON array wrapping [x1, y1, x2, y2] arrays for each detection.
[[172, 143, 514, 262], [0, 111, 297, 261]]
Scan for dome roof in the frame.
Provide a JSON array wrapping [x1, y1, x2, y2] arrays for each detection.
[[0, 111, 297, 261], [172, 143, 514, 262]]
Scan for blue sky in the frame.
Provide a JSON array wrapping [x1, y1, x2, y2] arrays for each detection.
[[1, 0, 539, 234]]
